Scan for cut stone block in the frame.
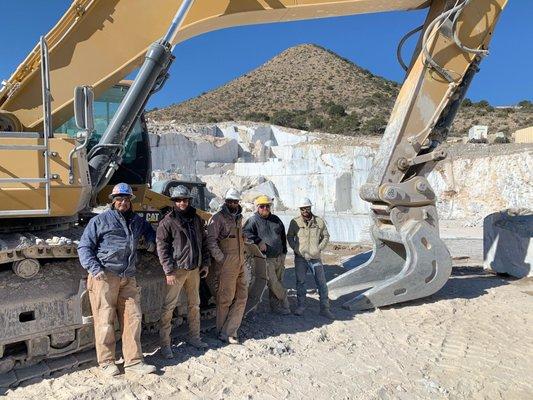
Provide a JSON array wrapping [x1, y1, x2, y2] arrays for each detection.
[[483, 210, 533, 278]]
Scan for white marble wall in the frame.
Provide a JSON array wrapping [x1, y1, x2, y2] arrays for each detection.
[[150, 123, 532, 230]]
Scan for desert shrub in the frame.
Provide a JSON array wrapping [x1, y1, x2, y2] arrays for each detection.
[[518, 100, 533, 112], [271, 110, 294, 126], [327, 103, 347, 117], [244, 112, 270, 122], [327, 113, 361, 136], [462, 98, 473, 107], [291, 113, 309, 130], [361, 115, 387, 135], [309, 115, 325, 130]]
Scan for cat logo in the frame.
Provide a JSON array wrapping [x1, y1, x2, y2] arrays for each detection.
[[137, 212, 161, 223]]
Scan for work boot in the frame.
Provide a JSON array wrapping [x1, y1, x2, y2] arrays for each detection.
[[277, 296, 291, 315], [319, 307, 335, 320], [293, 305, 306, 316], [219, 333, 241, 345], [227, 336, 241, 345], [160, 344, 174, 359], [99, 362, 120, 377], [125, 362, 156, 375], [269, 296, 280, 314], [188, 337, 208, 349]]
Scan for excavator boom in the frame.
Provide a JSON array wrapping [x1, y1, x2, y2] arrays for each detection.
[[0, 0, 431, 131]]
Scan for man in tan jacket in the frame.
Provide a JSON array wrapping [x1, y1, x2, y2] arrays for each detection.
[[207, 188, 248, 344], [287, 198, 334, 319]]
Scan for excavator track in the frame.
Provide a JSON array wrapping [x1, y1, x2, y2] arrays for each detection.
[[0, 312, 220, 389], [0, 232, 266, 389]]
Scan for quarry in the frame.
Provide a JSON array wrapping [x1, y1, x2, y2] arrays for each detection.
[[1, 1, 532, 399], [4, 120, 531, 399], [149, 120, 532, 278]]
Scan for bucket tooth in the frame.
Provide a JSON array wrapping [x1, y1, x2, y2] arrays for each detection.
[[328, 220, 452, 311]]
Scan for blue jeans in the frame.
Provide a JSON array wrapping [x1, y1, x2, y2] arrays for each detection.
[[294, 255, 329, 308]]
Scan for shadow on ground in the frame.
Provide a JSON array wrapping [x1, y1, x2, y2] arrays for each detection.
[[329, 264, 513, 314]]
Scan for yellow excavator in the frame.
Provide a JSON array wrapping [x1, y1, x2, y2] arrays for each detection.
[[0, 0, 506, 386]]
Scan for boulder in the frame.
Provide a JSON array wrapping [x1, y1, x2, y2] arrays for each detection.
[[483, 209, 533, 278]]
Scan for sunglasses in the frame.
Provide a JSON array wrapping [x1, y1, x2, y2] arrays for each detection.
[[300, 207, 311, 212], [258, 204, 271, 209], [174, 198, 190, 203], [226, 200, 240, 204], [113, 196, 131, 203]]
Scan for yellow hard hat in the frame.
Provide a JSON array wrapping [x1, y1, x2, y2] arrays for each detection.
[[254, 195, 272, 206]]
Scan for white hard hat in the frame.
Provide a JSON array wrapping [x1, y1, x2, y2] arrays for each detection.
[[224, 188, 241, 201], [298, 197, 313, 208]]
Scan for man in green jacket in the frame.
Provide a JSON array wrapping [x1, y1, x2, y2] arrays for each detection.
[[287, 198, 334, 319]]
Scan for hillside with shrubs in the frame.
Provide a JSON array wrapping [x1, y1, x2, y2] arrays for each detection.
[[149, 44, 533, 137]]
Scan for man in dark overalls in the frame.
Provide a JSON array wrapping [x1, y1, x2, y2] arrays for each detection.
[[207, 188, 248, 344]]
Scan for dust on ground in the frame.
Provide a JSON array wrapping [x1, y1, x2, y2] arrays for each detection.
[[4, 246, 532, 400]]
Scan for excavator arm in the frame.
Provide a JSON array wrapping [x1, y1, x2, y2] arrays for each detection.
[[327, 0, 507, 309]]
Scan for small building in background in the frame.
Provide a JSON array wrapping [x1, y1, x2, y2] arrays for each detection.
[[468, 125, 488, 142], [513, 126, 533, 143]]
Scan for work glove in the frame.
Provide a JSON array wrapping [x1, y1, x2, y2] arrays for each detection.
[[146, 242, 156, 253], [93, 271, 105, 281], [166, 273, 178, 286], [215, 252, 225, 264]]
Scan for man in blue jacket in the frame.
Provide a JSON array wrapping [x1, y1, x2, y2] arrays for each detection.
[[78, 183, 156, 377]]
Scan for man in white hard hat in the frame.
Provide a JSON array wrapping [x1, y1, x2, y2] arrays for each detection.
[[156, 185, 211, 359], [78, 183, 157, 376], [243, 195, 291, 315], [287, 198, 333, 319], [206, 188, 248, 344]]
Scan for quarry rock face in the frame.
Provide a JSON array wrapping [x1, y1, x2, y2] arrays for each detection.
[[428, 144, 532, 226], [149, 122, 532, 243]]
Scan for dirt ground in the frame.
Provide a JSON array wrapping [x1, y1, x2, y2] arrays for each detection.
[[4, 246, 532, 400]]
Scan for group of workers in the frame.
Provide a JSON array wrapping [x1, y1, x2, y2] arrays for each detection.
[[78, 182, 333, 377]]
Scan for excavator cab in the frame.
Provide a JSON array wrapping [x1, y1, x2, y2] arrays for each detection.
[[56, 82, 152, 187], [56, 82, 209, 223]]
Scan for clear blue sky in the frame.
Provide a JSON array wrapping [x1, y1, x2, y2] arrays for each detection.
[[0, 1, 531, 109]]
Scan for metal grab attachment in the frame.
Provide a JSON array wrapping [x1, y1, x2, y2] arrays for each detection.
[[327, 0, 506, 311], [328, 206, 452, 310], [329, 177, 452, 310]]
